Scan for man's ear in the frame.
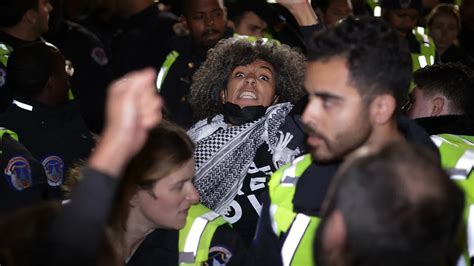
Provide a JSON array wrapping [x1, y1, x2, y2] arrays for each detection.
[[369, 94, 396, 125], [24, 9, 38, 25], [431, 96, 446, 116]]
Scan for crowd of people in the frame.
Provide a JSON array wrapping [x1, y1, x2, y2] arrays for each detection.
[[0, 0, 473, 265]]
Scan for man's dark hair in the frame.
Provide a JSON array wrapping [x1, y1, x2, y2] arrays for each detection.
[[414, 63, 474, 116], [308, 16, 412, 114], [7, 42, 62, 98], [190, 37, 306, 120], [0, 0, 39, 27], [315, 143, 465, 266]]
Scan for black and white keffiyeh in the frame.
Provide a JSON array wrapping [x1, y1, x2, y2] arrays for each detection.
[[187, 102, 297, 213]]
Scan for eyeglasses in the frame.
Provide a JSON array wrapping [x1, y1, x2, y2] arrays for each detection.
[[401, 95, 414, 114]]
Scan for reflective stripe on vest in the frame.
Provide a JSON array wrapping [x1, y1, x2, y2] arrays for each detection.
[[431, 134, 474, 180], [156, 50, 179, 92], [268, 154, 320, 266], [0, 42, 13, 67], [281, 214, 311, 266], [411, 28, 436, 72], [468, 205, 474, 258], [433, 134, 474, 265], [179, 204, 227, 265], [0, 128, 19, 141]]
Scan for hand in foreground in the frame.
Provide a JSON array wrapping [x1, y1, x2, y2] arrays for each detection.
[[276, 0, 319, 26], [89, 68, 163, 176]]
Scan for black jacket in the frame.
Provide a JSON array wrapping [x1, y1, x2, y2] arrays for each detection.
[[0, 31, 38, 112], [0, 99, 94, 199], [415, 115, 474, 136], [45, 19, 114, 133], [112, 3, 176, 77]]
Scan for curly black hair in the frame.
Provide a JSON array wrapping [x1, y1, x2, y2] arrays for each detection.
[[190, 37, 306, 121], [308, 16, 412, 114]]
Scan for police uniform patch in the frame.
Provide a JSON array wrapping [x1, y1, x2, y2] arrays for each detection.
[[206, 246, 232, 266], [0, 68, 6, 87], [91, 47, 108, 66], [4, 156, 33, 191], [42, 155, 64, 186]]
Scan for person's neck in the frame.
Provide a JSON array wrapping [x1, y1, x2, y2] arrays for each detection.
[[1, 24, 39, 42], [123, 208, 155, 260]]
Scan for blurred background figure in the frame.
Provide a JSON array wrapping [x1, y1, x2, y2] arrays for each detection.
[[112, 0, 176, 77], [426, 4, 474, 67], [459, 0, 474, 58], [381, 0, 436, 73], [227, 2, 268, 38], [45, 0, 114, 133], [314, 0, 354, 27]]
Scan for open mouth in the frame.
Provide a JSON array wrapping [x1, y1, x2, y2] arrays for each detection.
[[239, 91, 257, 99]]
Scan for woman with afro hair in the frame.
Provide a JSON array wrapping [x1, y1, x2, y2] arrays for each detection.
[[187, 36, 307, 246]]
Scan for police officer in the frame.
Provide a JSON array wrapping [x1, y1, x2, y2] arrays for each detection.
[[407, 63, 474, 265], [250, 16, 438, 266], [0, 42, 94, 199], [380, 0, 436, 74], [0, 127, 49, 214], [0, 0, 54, 112], [45, 0, 114, 133], [155, 0, 231, 128]]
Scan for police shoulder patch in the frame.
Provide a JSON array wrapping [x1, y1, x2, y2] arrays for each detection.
[[4, 156, 33, 191], [91, 47, 109, 66], [207, 246, 232, 266], [42, 155, 65, 187]]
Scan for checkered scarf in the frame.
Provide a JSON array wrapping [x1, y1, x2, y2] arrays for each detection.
[[188, 102, 293, 213]]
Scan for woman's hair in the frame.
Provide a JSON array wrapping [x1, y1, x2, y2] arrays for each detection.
[[427, 4, 461, 31], [190, 37, 307, 121], [109, 121, 195, 232]]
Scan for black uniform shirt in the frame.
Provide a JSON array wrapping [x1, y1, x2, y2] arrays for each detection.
[[0, 99, 94, 199], [45, 19, 114, 133], [0, 31, 37, 112], [112, 3, 176, 77]]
